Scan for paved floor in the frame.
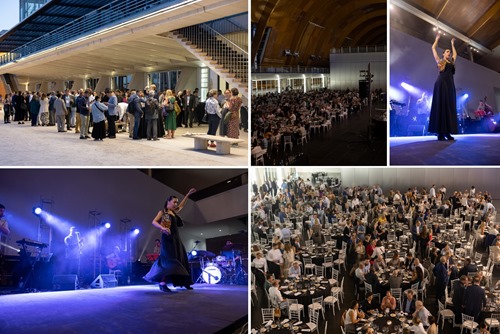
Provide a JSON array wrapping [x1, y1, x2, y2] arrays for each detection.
[[0, 116, 248, 166], [390, 133, 500, 165]]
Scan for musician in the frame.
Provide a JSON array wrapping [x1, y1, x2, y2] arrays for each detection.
[[153, 239, 161, 254], [64, 226, 83, 274], [416, 92, 430, 126], [0, 204, 10, 256], [106, 246, 124, 273], [0, 204, 10, 236]]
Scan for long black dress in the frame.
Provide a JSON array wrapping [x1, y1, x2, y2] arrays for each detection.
[[143, 210, 193, 287], [428, 61, 458, 135]]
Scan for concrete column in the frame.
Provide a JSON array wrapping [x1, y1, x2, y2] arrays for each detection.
[[128, 72, 147, 91], [175, 67, 197, 92], [71, 79, 86, 91], [40, 82, 49, 94], [95, 75, 112, 93]]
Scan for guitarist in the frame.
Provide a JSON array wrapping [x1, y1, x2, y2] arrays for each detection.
[[0, 204, 10, 256]]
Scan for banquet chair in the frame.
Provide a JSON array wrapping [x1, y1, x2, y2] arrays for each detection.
[[324, 290, 340, 315], [306, 308, 320, 334], [261, 308, 275, 322], [315, 266, 325, 277], [331, 276, 345, 304], [333, 251, 346, 272], [437, 300, 455, 329], [283, 136, 293, 151], [308, 296, 325, 320], [322, 256, 333, 278], [418, 278, 428, 301], [323, 321, 328, 334], [365, 282, 380, 302], [329, 268, 339, 287], [297, 133, 308, 146], [324, 235, 331, 242], [287, 298, 305, 321], [305, 240, 314, 248], [474, 252, 483, 265], [484, 313, 500, 333], [460, 314, 478, 334], [390, 288, 402, 309], [303, 257, 315, 275], [484, 260, 495, 287]]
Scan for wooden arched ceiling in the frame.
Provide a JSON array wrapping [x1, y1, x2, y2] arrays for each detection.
[[252, 0, 387, 68]]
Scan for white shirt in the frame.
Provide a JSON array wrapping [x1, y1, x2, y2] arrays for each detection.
[[252, 257, 267, 272], [267, 248, 283, 264], [268, 286, 284, 307], [429, 187, 436, 198]]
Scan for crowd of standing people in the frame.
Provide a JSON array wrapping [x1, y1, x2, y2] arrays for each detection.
[[0, 85, 246, 143]]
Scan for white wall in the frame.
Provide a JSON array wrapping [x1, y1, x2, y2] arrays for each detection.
[[254, 167, 500, 200], [330, 52, 387, 90]]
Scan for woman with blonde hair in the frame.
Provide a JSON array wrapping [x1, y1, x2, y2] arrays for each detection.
[[282, 243, 295, 278], [163, 89, 177, 139]]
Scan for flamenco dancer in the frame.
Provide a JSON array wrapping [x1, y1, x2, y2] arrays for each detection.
[[428, 35, 458, 141], [143, 188, 196, 292]]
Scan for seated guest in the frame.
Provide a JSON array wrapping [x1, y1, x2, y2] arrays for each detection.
[[355, 262, 366, 283], [380, 290, 397, 311], [361, 292, 379, 315], [388, 251, 402, 268], [410, 317, 427, 334], [427, 316, 437, 334], [458, 257, 477, 277], [389, 269, 403, 289], [288, 261, 302, 278], [413, 300, 431, 327], [371, 240, 386, 259], [365, 266, 381, 293], [403, 253, 415, 270], [373, 254, 387, 272], [401, 290, 416, 314], [429, 247, 440, 265], [268, 279, 287, 309], [477, 322, 490, 334], [344, 300, 365, 334]]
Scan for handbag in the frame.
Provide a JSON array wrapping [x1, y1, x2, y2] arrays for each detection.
[[274, 307, 281, 318], [201, 112, 208, 123], [162, 106, 169, 118], [174, 101, 181, 116], [224, 109, 232, 124]]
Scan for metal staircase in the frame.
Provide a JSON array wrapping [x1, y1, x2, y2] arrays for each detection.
[[171, 22, 248, 97], [1, 74, 20, 93]]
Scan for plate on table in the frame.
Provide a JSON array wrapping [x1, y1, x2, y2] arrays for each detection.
[[399, 317, 405, 322], [284, 323, 290, 328], [271, 324, 277, 328], [260, 328, 266, 333], [378, 314, 383, 318], [390, 313, 396, 317], [293, 326, 299, 331]]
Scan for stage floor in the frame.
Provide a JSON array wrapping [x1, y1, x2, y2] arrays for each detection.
[[390, 133, 500, 165], [0, 284, 247, 334]]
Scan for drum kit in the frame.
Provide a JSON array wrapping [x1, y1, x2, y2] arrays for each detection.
[[195, 243, 247, 285]]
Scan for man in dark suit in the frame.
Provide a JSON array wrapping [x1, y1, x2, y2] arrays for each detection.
[[433, 256, 450, 304], [271, 179, 278, 197], [452, 275, 468, 325], [401, 289, 416, 314], [183, 89, 197, 128], [458, 258, 478, 277], [463, 276, 487, 321]]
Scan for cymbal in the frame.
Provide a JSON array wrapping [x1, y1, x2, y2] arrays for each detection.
[[222, 243, 244, 250], [193, 250, 216, 258]]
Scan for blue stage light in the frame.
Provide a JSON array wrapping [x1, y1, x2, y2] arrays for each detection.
[[104, 222, 111, 229], [33, 207, 42, 216], [464, 93, 469, 99], [132, 228, 140, 235]]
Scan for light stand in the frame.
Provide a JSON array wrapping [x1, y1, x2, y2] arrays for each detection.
[[88, 210, 101, 279]]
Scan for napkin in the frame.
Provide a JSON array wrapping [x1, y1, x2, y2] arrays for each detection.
[[251, 329, 257, 334], [294, 292, 302, 296], [267, 320, 273, 327], [302, 329, 311, 332], [294, 321, 303, 326], [281, 319, 289, 325], [320, 286, 326, 290]]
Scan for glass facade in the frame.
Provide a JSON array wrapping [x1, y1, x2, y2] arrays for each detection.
[[19, 0, 50, 21]]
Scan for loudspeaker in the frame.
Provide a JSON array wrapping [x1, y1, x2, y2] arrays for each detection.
[[52, 275, 78, 291], [359, 80, 369, 99], [91, 274, 118, 288]]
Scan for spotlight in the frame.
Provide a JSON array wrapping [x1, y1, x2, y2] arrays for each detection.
[[191, 250, 197, 256], [131, 228, 140, 235], [33, 207, 42, 216], [464, 93, 469, 99], [104, 222, 111, 229], [433, 27, 437, 31]]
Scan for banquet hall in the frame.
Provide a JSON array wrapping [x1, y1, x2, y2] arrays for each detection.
[[250, 167, 500, 334]]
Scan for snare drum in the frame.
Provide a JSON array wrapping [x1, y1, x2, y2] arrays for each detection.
[[202, 265, 222, 284]]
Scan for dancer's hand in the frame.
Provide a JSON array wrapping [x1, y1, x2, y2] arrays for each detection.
[[451, 38, 456, 44], [435, 34, 440, 42]]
